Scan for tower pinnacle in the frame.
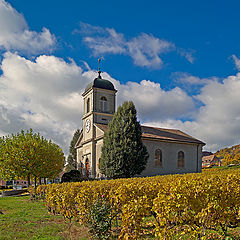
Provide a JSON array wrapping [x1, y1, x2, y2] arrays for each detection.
[[98, 58, 102, 79]]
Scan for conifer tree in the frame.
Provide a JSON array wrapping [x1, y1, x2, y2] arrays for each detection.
[[67, 129, 81, 170], [100, 101, 149, 178]]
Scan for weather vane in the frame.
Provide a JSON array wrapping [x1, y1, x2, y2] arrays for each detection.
[[98, 57, 102, 78]]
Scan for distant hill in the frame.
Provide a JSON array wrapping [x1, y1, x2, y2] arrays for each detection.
[[214, 144, 240, 165]]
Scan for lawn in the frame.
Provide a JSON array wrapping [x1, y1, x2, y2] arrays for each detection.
[[0, 196, 90, 240]]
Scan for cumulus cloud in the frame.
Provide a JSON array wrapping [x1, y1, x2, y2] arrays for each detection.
[[78, 23, 193, 68], [0, 52, 89, 153], [0, 52, 196, 154], [116, 80, 195, 121], [0, 0, 55, 54], [1, 51, 240, 154], [144, 73, 240, 152]]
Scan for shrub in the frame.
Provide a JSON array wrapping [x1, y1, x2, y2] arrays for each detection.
[[86, 196, 112, 240], [61, 170, 82, 183]]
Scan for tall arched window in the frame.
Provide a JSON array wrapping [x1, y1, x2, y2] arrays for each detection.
[[86, 98, 90, 113], [178, 151, 184, 168], [100, 96, 108, 112], [155, 149, 162, 167]]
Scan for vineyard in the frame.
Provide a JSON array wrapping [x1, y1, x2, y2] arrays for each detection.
[[215, 144, 240, 165], [36, 168, 240, 239]]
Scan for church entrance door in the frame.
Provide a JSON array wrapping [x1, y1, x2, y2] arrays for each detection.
[[85, 158, 89, 178]]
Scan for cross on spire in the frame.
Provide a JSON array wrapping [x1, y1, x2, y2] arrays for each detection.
[[98, 58, 102, 79]]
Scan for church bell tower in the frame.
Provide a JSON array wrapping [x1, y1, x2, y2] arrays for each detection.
[[78, 60, 117, 179], [82, 61, 117, 142]]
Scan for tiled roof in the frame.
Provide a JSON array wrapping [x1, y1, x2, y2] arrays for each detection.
[[74, 129, 83, 148], [141, 125, 205, 145], [95, 123, 108, 132], [95, 123, 205, 145], [202, 155, 216, 161]]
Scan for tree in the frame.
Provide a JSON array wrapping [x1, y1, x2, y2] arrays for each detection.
[[67, 129, 81, 170], [0, 129, 65, 187], [100, 101, 149, 178]]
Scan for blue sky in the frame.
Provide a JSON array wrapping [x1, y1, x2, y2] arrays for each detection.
[[1, 0, 240, 154], [7, 0, 240, 83]]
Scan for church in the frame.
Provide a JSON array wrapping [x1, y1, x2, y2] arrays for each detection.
[[75, 71, 205, 179]]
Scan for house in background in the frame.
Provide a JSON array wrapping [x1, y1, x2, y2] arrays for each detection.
[[202, 155, 221, 168], [0, 179, 28, 188]]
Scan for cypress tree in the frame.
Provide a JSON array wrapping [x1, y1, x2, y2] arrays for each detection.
[[67, 129, 81, 170], [100, 101, 149, 178]]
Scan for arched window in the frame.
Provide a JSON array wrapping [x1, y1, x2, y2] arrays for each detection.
[[155, 149, 162, 167], [178, 151, 184, 168], [100, 96, 108, 112], [86, 98, 90, 113]]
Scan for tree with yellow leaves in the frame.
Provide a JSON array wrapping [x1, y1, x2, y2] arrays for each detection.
[[0, 129, 64, 187]]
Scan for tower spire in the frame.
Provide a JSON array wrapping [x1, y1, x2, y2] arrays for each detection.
[[98, 58, 102, 79]]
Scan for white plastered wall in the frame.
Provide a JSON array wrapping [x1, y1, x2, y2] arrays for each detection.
[[141, 139, 203, 177]]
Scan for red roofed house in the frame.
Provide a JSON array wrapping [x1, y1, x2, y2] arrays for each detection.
[[75, 73, 205, 178]]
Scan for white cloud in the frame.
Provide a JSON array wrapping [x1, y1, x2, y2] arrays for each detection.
[[81, 24, 126, 55], [0, 0, 55, 54], [1, 51, 240, 154], [79, 23, 183, 68], [0, 52, 90, 153], [177, 48, 195, 64], [172, 72, 217, 85], [0, 52, 196, 154], [127, 33, 173, 68], [116, 80, 195, 121], [232, 54, 240, 71], [144, 73, 240, 152]]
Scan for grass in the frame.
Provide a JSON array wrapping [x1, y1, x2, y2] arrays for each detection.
[[212, 164, 240, 170], [0, 196, 90, 240]]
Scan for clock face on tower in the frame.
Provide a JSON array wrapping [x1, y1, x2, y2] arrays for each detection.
[[86, 119, 91, 133]]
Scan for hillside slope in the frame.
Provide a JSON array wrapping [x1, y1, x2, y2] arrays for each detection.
[[215, 144, 240, 165]]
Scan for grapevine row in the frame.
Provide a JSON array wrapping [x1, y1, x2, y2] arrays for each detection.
[[37, 168, 240, 239]]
